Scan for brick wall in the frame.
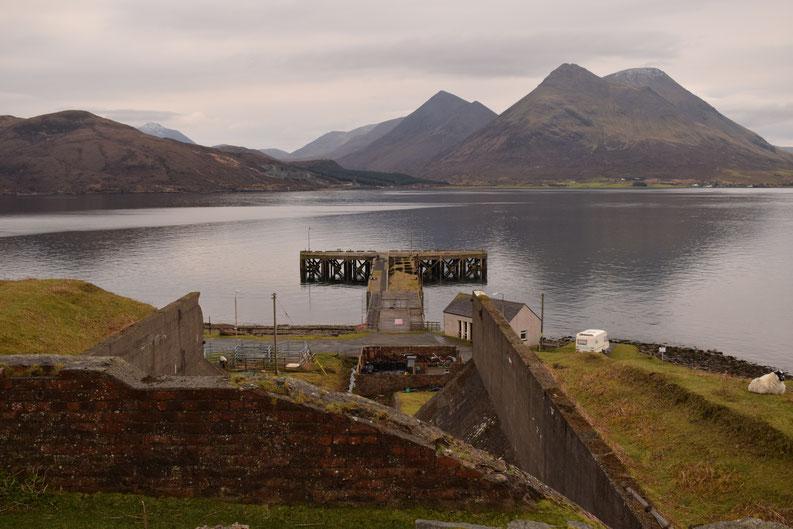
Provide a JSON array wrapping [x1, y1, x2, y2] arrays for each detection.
[[0, 355, 557, 508]]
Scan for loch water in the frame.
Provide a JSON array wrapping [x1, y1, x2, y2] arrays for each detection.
[[1, 188, 792, 371]]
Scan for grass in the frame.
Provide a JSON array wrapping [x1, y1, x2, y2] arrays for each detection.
[[0, 476, 595, 529], [536, 343, 793, 527], [203, 330, 372, 342], [394, 391, 436, 415], [282, 352, 357, 392], [0, 279, 155, 356], [388, 270, 420, 292]]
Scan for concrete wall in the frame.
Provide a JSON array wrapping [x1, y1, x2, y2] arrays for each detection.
[[0, 355, 558, 508], [83, 292, 219, 377], [471, 294, 654, 529]]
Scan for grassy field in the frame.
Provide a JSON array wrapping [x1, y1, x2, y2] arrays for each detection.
[[282, 352, 357, 392], [536, 343, 793, 526], [0, 473, 595, 529], [394, 391, 436, 415], [0, 279, 155, 356]]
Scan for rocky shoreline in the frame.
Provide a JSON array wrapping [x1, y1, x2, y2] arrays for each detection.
[[546, 337, 784, 379]]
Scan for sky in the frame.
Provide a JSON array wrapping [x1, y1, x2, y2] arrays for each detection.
[[2, 0, 792, 151]]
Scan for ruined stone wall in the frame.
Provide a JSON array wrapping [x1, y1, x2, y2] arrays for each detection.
[[471, 295, 655, 529], [83, 293, 218, 377], [0, 355, 555, 508]]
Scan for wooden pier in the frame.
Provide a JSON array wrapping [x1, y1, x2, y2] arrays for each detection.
[[299, 250, 487, 284], [299, 249, 486, 332]]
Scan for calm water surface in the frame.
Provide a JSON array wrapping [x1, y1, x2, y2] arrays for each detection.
[[1, 189, 791, 371]]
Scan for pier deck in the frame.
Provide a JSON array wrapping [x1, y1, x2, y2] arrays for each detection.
[[300, 250, 487, 283], [300, 249, 486, 332]]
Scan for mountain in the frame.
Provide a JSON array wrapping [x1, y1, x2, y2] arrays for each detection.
[[781, 147, 793, 154], [137, 122, 195, 144], [337, 91, 497, 175], [421, 64, 793, 185], [259, 148, 291, 160], [261, 116, 405, 162], [0, 111, 332, 194], [325, 117, 404, 160], [289, 123, 379, 160]]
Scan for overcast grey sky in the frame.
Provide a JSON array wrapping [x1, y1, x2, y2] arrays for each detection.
[[2, 0, 792, 150]]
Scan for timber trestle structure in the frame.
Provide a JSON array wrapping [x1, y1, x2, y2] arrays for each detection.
[[299, 250, 487, 284]]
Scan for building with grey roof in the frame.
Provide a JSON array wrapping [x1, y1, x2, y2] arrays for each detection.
[[442, 293, 541, 346]]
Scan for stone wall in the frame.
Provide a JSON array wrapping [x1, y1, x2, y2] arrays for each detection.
[[0, 355, 562, 509], [83, 292, 218, 377], [470, 295, 655, 529]]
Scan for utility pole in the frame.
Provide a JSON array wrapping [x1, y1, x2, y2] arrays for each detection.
[[234, 290, 239, 340], [273, 293, 279, 376], [539, 293, 545, 352], [308, 226, 311, 251]]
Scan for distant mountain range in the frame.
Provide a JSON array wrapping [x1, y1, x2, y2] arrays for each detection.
[[420, 65, 793, 184], [137, 122, 195, 144], [0, 111, 424, 194], [3, 65, 792, 194]]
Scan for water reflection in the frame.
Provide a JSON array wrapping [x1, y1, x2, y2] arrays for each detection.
[[0, 188, 791, 371]]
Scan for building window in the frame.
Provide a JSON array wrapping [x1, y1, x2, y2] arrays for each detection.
[[520, 330, 527, 341], [458, 319, 463, 339]]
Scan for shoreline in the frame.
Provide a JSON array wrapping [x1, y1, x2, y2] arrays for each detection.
[[546, 336, 784, 378]]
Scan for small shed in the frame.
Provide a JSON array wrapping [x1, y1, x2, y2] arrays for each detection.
[[442, 293, 541, 345]]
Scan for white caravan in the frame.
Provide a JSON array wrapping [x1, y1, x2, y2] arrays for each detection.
[[575, 329, 609, 353]]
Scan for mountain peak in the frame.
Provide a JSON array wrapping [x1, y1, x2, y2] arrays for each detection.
[[137, 122, 195, 144], [605, 67, 675, 88], [421, 90, 468, 109], [540, 63, 605, 92]]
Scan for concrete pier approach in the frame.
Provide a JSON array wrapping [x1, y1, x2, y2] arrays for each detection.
[[299, 250, 487, 332]]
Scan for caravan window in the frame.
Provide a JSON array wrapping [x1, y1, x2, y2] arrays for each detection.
[[577, 339, 588, 345]]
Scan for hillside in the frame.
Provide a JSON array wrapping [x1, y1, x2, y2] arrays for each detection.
[[290, 159, 434, 187], [421, 64, 793, 185], [536, 343, 793, 526], [0, 278, 155, 355], [0, 111, 332, 194], [337, 91, 496, 174]]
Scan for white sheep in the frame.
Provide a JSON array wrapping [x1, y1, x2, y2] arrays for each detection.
[[747, 370, 787, 395]]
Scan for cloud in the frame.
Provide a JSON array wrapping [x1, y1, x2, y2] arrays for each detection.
[[92, 109, 183, 125], [286, 31, 680, 79]]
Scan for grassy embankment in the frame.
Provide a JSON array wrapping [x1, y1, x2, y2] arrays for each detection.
[[536, 343, 793, 527], [0, 279, 155, 356]]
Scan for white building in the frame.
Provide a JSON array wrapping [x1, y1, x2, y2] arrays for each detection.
[[442, 293, 541, 345]]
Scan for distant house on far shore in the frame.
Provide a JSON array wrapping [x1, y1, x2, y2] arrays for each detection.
[[442, 293, 541, 345]]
